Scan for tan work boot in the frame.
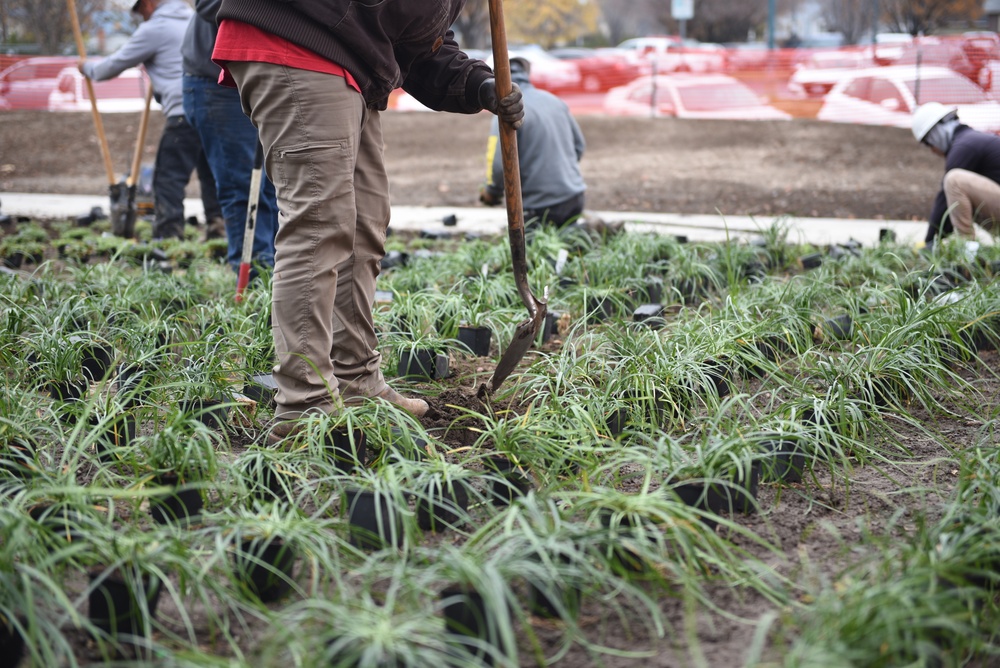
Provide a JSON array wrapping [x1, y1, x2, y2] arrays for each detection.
[[265, 419, 306, 447], [345, 386, 428, 417]]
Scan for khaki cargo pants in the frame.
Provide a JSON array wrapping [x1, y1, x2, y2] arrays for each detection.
[[228, 62, 390, 418], [943, 168, 1000, 239]]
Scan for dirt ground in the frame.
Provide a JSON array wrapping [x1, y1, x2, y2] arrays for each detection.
[[0, 109, 943, 222]]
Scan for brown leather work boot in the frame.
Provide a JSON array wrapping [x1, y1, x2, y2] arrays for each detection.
[[345, 386, 428, 417], [265, 419, 306, 447]]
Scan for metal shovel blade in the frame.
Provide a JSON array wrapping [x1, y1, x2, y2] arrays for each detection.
[[108, 181, 135, 238], [487, 304, 547, 393]]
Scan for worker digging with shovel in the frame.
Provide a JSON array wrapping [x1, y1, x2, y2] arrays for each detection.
[[210, 0, 525, 443], [77, 0, 225, 242]]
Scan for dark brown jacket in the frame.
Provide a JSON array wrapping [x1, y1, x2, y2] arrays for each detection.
[[216, 0, 493, 111]]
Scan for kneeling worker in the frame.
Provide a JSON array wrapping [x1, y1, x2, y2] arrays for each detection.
[[480, 57, 586, 229], [913, 102, 1000, 248]]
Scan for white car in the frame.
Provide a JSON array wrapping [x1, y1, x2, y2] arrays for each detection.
[[485, 48, 581, 93], [787, 50, 874, 98], [817, 65, 1000, 133], [603, 73, 791, 120], [47, 66, 158, 113]]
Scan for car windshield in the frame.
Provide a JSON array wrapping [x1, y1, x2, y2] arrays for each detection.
[[905, 75, 987, 104], [677, 83, 761, 111]]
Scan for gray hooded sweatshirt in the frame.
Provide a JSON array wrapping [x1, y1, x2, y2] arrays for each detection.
[[484, 68, 586, 209], [81, 0, 193, 118]]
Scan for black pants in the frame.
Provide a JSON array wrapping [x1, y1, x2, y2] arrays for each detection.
[[524, 192, 586, 230], [153, 115, 222, 240]]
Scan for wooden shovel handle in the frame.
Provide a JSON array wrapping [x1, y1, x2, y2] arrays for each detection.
[[488, 0, 541, 318], [66, 0, 116, 185], [127, 81, 154, 188]]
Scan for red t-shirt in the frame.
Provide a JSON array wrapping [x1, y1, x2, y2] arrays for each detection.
[[212, 20, 360, 93]]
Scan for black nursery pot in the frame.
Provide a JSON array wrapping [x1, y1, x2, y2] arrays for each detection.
[[326, 428, 367, 472], [440, 585, 505, 667], [527, 555, 580, 620], [87, 567, 162, 638], [416, 479, 470, 533], [799, 253, 823, 270], [0, 615, 25, 668], [671, 466, 760, 529], [117, 363, 153, 407], [598, 509, 657, 576], [47, 376, 89, 402], [817, 314, 853, 341], [232, 537, 297, 603], [149, 473, 203, 525], [180, 397, 227, 431], [457, 325, 492, 357], [487, 455, 532, 507], [242, 373, 278, 408], [539, 310, 561, 343], [81, 342, 115, 382], [397, 349, 449, 380], [759, 439, 806, 484], [344, 489, 402, 551], [633, 303, 665, 329]]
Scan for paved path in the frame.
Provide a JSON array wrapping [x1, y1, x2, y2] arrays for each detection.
[[0, 190, 946, 247]]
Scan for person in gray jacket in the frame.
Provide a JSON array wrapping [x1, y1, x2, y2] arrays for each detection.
[[81, 0, 222, 240], [480, 57, 586, 229]]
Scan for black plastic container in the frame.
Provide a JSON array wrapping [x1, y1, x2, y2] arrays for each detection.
[[180, 397, 227, 431], [671, 465, 760, 529], [232, 537, 296, 603], [327, 428, 367, 472], [397, 349, 449, 380], [0, 615, 25, 668], [416, 479, 470, 532], [457, 325, 492, 357], [440, 585, 504, 667], [242, 373, 278, 408], [344, 489, 402, 551], [87, 567, 162, 638], [759, 439, 806, 484], [487, 455, 532, 507], [633, 303, 665, 328], [149, 473, 203, 525]]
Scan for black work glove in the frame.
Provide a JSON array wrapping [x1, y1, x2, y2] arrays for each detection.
[[479, 79, 524, 129]]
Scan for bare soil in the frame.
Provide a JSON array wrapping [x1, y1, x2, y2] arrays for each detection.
[[3, 109, 997, 666], [0, 110, 942, 222]]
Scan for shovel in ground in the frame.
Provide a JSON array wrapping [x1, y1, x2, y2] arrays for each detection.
[[110, 82, 154, 238], [479, 0, 547, 397]]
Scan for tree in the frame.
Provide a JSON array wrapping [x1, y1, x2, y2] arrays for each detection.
[[505, 0, 600, 48], [453, 0, 491, 49], [649, 0, 805, 44], [820, 0, 877, 44], [5, 0, 106, 54], [597, 0, 660, 45], [880, 0, 981, 34]]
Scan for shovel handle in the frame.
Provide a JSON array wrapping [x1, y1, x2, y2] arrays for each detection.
[[488, 0, 541, 319], [235, 144, 264, 303], [127, 82, 154, 188], [66, 0, 116, 186]]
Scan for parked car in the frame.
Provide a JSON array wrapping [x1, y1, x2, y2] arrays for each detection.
[[603, 73, 791, 120], [487, 48, 581, 93], [47, 66, 157, 113], [895, 41, 983, 86], [617, 36, 726, 74], [0, 56, 78, 110], [787, 49, 874, 98], [817, 65, 1000, 133], [548, 47, 643, 92]]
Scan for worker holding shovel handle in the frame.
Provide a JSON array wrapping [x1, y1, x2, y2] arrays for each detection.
[[211, 0, 523, 441]]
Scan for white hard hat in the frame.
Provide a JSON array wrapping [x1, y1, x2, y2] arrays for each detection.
[[912, 102, 957, 142]]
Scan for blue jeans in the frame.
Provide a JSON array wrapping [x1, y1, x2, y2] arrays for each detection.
[[154, 115, 221, 239], [183, 75, 278, 269]]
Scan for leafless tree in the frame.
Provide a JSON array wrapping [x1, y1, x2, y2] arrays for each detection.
[[453, 0, 490, 50], [598, 0, 659, 45], [820, 0, 877, 44], [5, 0, 106, 54], [649, 0, 805, 44], [880, 0, 981, 35]]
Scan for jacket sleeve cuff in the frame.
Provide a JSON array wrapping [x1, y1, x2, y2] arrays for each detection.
[[466, 67, 493, 111]]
